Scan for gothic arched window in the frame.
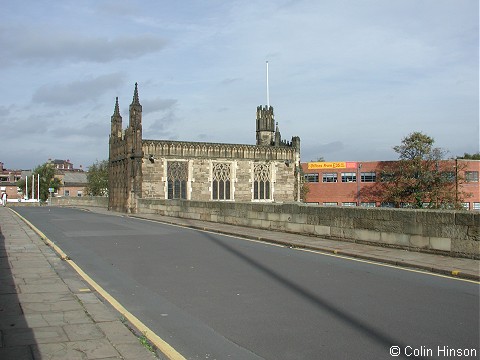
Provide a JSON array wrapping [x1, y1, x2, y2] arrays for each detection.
[[167, 161, 188, 199], [253, 163, 271, 200], [212, 162, 231, 200]]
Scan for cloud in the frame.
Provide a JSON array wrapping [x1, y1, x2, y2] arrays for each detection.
[[144, 111, 180, 140], [96, 1, 139, 17], [0, 105, 12, 117], [220, 78, 241, 86], [0, 109, 63, 137], [50, 121, 109, 139], [32, 73, 125, 106], [0, 29, 167, 66], [141, 97, 177, 114]]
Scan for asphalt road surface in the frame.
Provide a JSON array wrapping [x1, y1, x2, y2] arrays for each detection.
[[13, 207, 480, 360]]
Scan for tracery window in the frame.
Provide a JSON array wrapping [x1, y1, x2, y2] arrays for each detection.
[[253, 163, 271, 200], [212, 162, 231, 200], [167, 161, 188, 199]]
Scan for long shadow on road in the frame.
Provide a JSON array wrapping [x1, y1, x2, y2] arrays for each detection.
[[193, 220, 428, 360]]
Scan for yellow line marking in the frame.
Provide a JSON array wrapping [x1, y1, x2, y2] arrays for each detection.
[[68, 260, 186, 360], [78, 288, 91, 292], [10, 208, 186, 360]]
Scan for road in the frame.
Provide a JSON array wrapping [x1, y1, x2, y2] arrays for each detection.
[[13, 207, 479, 360]]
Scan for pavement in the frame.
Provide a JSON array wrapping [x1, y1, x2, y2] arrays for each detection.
[[1, 205, 479, 360], [0, 206, 162, 360]]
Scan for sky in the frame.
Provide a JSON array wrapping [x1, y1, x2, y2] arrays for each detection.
[[0, 0, 478, 170]]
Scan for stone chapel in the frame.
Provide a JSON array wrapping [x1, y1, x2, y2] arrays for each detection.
[[108, 83, 301, 213]]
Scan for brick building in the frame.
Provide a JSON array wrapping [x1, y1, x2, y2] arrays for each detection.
[[301, 160, 480, 210], [109, 84, 301, 213], [48, 159, 74, 170], [56, 171, 88, 197], [0, 162, 23, 201]]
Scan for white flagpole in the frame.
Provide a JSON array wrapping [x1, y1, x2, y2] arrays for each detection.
[[266, 61, 270, 108], [25, 175, 28, 200], [32, 175, 35, 200], [37, 174, 40, 201]]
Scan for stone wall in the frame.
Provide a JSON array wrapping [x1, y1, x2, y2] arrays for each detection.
[[52, 196, 109, 208], [50, 196, 479, 258], [138, 199, 480, 258]]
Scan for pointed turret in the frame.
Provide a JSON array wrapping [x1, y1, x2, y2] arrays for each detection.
[[129, 83, 142, 129], [274, 121, 282, 146], [132, 82, 140, 105], [110, 97, 122, 139], [114, 96, 121, 116]]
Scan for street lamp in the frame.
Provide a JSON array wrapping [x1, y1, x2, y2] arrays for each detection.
[[357, 163, 362, 206]]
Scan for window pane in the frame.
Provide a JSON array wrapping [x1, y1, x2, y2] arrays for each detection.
[[466, 171, 479, 182], [168, 180, 173, 199], [181, 180, 187, 199], [361, 172, 376, 182], [322, 173, 337, 183], [442, 171, 455, 182], [304, 173, 319, 183], [219, 180, 225, 199], [323, 202, 337, 206], [212, 180, 218, 200], [225, 180, 231, 200], [341, 172, 356, 182], [174, 180, 180, 198]]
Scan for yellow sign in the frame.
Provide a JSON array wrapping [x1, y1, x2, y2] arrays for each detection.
[[307, 162, 357, 170]]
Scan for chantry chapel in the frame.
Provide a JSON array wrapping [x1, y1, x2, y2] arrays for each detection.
[[109, 83, 301, 213]]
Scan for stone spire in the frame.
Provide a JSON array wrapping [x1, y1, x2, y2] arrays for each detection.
[[129, 82, 142, 129], [113, 97, 121, 116], [111, 97, 122, 138], [132, 82, 140, 105]]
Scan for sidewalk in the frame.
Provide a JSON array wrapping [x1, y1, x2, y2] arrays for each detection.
[[0, 207, 161, 360]]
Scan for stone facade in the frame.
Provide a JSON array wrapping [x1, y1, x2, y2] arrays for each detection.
[[109, 84, 301, 213]]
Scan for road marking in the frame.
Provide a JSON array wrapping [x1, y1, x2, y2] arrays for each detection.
[[67, 261, 186, 360], [133, 215, 480, 285], [297, 248, 480, 284], [10, 208, 186, 360]]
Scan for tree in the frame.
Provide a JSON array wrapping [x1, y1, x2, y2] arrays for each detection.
[[366, 132, 466, 209], [458, 152, 480, 160], [86, 160, 109, 196], [296, 165, 310, 202], [16, 162, 62, 201]]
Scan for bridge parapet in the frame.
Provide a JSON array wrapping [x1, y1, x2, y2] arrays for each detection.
[[51, 197, 480, 258]]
